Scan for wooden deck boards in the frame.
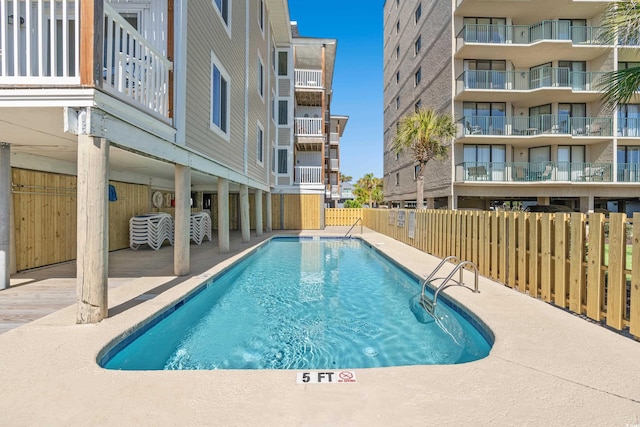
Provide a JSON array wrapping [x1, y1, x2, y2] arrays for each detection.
[[0, 231, 279, 335]]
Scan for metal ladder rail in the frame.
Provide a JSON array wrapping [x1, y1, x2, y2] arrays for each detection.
[[420, 259, 479, 315], [343, 217, 362, 239], [420, 255, 462, 297]]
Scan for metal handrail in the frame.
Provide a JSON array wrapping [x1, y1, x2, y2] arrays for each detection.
[[343, 217, 362, 239], [420, 257, 479, 315]]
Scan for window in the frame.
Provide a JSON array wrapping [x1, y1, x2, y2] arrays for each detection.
[[277, 149, 288, 173], [464, 59, 506, 89], [463, 144, 506, 180], [463, 17, 506, 43], [463, 102, 506, 135], [396, 71, 399, 84], [278, 51, 288, 76], [395, 96, 400, 110], [278, 100, 288, 125], [396, 21, 400, 34], [257, 55, 264, 98], [395, 172, 400, 186], [396, 45, 400, 60], [414, 36, 421, 55], [258, 0, 264, 32], [414, 164, 420, 180], [619, 104, 640, 137], [395, 152, 400, 161], [211, 54, 229, 136], [414, 100, 421, 112], [618, 146, 640, 181], [414, 68, 421, 86], [213, 0, 229, 26], [415, 4, 422, 24], [257, 123, 264, 164]]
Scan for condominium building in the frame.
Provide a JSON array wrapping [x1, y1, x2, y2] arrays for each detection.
[[0, 1, 347, 305], [383, 0, 640, 214]]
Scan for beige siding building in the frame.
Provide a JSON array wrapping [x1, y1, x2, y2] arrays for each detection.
[[384, 0, 640, 214], [0, 0, 348, 320]]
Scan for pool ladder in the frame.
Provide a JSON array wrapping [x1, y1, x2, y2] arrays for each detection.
[[420, 256, 479, 316], [343, 217, 362, 239]]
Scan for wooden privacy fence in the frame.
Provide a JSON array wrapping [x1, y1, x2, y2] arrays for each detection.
[[355, 208, 640, 340], [325, 208, 363, 226]]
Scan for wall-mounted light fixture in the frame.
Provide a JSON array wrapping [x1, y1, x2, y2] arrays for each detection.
[[8, 15, 25, 26], [520, 72, 526, 78]]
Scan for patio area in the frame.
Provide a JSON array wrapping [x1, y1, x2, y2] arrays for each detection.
[[0, 228, 639, 425]]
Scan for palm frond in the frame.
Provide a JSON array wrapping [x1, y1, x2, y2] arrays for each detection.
[[598, 66, 640, 108]]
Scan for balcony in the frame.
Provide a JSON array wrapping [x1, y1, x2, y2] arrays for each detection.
[[456, 21, 609, 67], [455, 161, 613, 183], [0, 1, 172, 120], [462, 115, 613, 138], [295, 69, 323, 89], [456, 69, 606, 103], [330, 158, 339, 171], [329, 132, 339, 145], [618, 163, 640, 182], [294, 166, 323, 185], [618, 118, 640, 137], [295, 117, 322, 136]]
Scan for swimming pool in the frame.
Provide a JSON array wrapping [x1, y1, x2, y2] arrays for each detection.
[[100, 237, 492, 370]]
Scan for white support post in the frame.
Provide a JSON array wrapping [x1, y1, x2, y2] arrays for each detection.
[[265, 192, 272, 232], [174, 165, 190, 276], [217, 178, 230, 253], [240, 184, 250, 243], [0, 143, 10, 290], [255, 189, 263, 236], [76, 135, 109, 324]]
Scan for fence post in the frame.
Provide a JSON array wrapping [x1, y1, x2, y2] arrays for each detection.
[[586, 213, 605, 321], [606, 213, 627, 330], [631, 213, 640, 338], [569, 213, 586, 313], [554, 213, 569, 308]]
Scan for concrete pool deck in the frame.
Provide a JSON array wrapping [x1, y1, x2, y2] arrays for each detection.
[[0, 228, 639, 426]]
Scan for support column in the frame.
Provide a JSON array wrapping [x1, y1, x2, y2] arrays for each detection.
[[76, 135, 109, 323], [217, 178, 230, 253], [240, 184, 250, 243], [265, 192, 272, 232], [174, 165, 190, 276], [0, 143, 10, 290], [426, 198, 435, 210], [537, 196, 550, 205], [255, 189, 263, 236], [580, 196, 594, 214]]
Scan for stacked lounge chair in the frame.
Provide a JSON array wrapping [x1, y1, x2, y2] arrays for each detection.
[[190, 212, 212, 245], [129, 213, 175, 250]]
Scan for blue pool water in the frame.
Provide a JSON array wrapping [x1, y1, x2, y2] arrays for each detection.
[[100, 237, 492, 370]]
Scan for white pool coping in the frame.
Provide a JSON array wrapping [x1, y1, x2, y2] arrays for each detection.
[[0, 229, 639, 426]]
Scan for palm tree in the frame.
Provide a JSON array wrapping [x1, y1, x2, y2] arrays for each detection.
[[598, 1, 640, 108], [391, 108, 456, 209], [355, 173, 382, 207], [340, 173, 353, 183]]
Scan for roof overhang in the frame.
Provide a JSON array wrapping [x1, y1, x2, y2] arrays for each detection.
[[266, 0, 291, 43], [331, 115, 349, 136]]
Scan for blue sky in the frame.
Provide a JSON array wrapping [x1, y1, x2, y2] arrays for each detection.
[[288, 0, 384, 182]]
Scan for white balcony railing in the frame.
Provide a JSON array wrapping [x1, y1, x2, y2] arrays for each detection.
[[294, 166, 323, 184], [329, 132, 339, 145], [103, 3, 172, 119], [294, 69, 322, 88], [0, 0, 80, 84], [330, 158, 339, 171], [0, 1, 172, 119], [295, 117, 323, 136]]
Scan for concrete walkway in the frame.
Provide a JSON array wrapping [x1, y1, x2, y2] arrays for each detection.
[[0, 228, 639, 426]]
